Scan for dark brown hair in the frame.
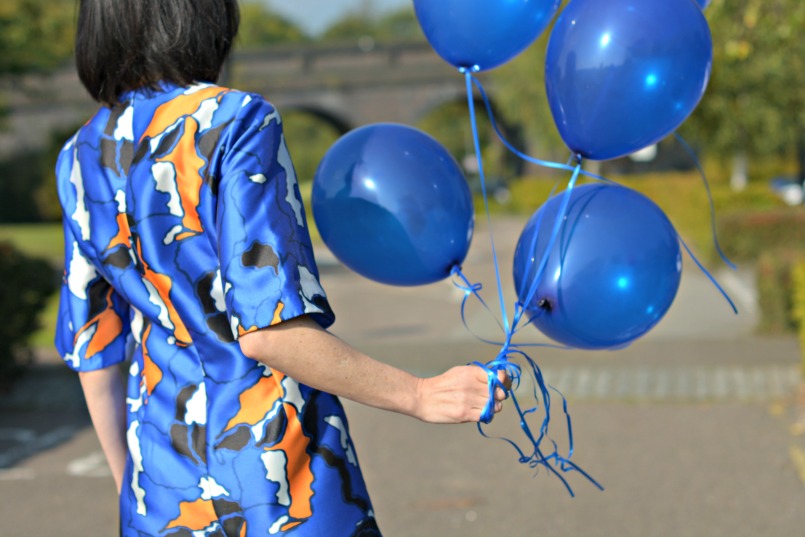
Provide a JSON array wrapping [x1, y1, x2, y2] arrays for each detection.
[[75, 0, 240, 105]]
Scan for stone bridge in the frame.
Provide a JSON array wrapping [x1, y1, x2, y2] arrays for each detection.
[[0, 40, 517, 155]]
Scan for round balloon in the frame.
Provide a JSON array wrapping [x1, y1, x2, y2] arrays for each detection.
[[312, 124, 474, 286], [513, 183, 682, 349], [545, 0, 712, 160], [414, 0, 562, 72]]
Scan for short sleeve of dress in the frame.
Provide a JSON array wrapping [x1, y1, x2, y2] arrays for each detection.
[[55, 216, 132, 372], [216, 95, 335, 339]]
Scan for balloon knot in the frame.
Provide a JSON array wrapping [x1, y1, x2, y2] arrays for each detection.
[[458, 65, 481, 74], [537, 298, 552, 312]]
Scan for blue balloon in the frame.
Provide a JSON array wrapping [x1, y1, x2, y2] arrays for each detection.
[[413, 0, 562, 72], [545, 0, 713, 161], [312, 124, 474, 286], [513, 184, 682, 349]]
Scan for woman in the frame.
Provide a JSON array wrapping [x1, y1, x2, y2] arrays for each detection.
[[56, 1, 507, 535]]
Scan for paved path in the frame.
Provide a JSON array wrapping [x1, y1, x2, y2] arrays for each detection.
[[2, 217, 805, 537]]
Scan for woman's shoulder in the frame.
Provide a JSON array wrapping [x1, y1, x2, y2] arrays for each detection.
[[215, 85, 278, 119], [160, 83, 279, 130], [55, 105, 111, 165]]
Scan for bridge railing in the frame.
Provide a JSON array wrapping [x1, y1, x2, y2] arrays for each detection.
[[227, 39, 459, 93]]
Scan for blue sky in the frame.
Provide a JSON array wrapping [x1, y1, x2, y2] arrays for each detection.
[[263, 0, 411, 35]]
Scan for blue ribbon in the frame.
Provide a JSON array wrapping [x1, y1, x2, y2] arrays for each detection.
[[471, 350, 604, 497], [462, 68, 511, 335], [450, 265, 507, 347], [458, 67, 603, 495], [673, 132, 737, 272]]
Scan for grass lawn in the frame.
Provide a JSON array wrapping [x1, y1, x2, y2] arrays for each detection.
[[0, 223, 64, 265]]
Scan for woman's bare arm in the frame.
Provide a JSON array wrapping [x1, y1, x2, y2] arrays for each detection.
[[79, 366, 128, 493], [238, 315, 506, 424]]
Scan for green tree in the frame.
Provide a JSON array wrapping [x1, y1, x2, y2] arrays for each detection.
[[321, 14, 376, 42], [0, 122, 75, 223], [0, 241, 58, 384], [0, 0, 76, 126], [683, 0, 805, 186], [321, 4, 423, 43], [489, 33, 568, 169], [236, 1, 308, 48], [417, 100, 521, 190], [374, 8, 424, 41], [0, 0, 75, 74], [282, 111, 342, 185]]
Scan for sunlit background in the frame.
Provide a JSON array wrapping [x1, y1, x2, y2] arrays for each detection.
[[1, 1, 804, 536]]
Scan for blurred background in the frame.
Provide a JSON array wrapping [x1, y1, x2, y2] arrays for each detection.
[[1, 0, 804, 536]]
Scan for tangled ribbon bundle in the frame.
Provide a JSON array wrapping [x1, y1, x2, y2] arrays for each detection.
[[454, 68, 736, 496]]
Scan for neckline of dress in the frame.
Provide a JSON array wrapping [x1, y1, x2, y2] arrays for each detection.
[[118, 80, 215, 104]]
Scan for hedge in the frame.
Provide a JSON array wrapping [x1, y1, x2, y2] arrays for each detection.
[[717, 208, 805, 263], [0, 241, 58, 386], [756, 249, 805, 335], [506, 172, 786, 264], [792, 260, 805, 376], [715, 206, 805, 337]]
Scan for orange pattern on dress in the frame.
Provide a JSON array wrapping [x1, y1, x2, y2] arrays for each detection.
[[104, 212, 131, 252], [141, 324, 163, 398], [268, 398, 315, 523], [157, 116, 204, 241], [141, 87, 227, 142], [222, 369, 316, 526], [135, 238, 192, 346], [223, 375, 283, 432], [75, 286, 124, 359], [164, 498, 219, 531]]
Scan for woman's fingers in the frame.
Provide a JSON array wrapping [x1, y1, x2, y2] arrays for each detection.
[[497, 370, 512, 391], [415, 365, 512, 424], [494, 370, 510, 402]]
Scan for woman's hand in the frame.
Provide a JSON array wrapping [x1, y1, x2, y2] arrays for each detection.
[[413, 366, 509, 424]]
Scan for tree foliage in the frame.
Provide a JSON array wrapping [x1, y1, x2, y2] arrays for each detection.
[[374, 8, 424, 41], [281, 111, 342, 184], [682, 0, 805, 179], [321, 6, 423, 42], [486, 0, 805, 181], [489, 34, 567, 165], [236, 1, 308, 48], [0, 0, 75, 75], [321, 15, 374, 42], [0, 240, 58, 383], [0, 122, 74, 223]]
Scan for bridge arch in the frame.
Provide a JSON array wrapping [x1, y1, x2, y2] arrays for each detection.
[[280, 104, 354, 136]]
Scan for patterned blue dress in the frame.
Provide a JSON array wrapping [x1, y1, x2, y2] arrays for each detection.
[[55, 82, 380, 536]]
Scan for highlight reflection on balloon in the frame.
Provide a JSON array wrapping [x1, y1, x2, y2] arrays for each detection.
[[413, 0, 561, 72], [513, 184, 682, 349], [545, 0, 713, 160], [312, 124, 474, 286]]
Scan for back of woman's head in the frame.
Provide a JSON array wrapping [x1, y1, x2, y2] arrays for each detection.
[[76, 0, 240, 105]]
